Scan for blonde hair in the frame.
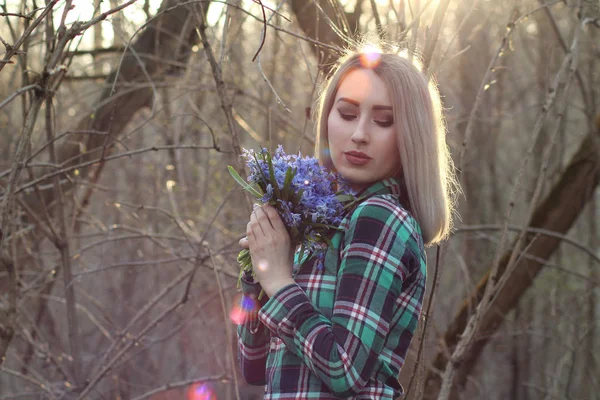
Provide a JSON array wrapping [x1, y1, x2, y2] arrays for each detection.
[[314, 47, 459, 246]]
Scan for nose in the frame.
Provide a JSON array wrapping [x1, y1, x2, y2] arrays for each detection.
[[351, 116, 369, 144]]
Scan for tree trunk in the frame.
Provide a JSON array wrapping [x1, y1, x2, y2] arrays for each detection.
[[289, 0, 362, 75], [584, 195, 598, 399], [25, 0, 205, 214], [0, 0, 210, 370], [509, 307, 520, 400], [424, 120, 600, 399]]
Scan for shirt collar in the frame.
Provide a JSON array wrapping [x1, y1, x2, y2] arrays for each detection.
[[351, 177, 411, 212], [355, 177, 403, 198]]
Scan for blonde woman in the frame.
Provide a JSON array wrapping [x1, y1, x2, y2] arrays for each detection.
[[237, 46, 458, 399]]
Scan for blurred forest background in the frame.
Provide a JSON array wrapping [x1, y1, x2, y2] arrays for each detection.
[[0, 0, 599, 399]]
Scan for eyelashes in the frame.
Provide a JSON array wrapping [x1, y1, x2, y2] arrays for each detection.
[[377, 120, 394, 128], [338, 112, 356, 121], [338, 110, 394, 128]]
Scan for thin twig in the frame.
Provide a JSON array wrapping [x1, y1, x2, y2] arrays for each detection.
[[0, 94, 45, 368], [397, 0, 435, 44], [194, 2, 254, 212], [11, 144, 222, 197], [0, 1, 59, 74], [540, 1, 593, 117], [485, 10, 585, 309], [256, 1, 291, 113], [64, 46, 126, 56], [0, 85, 41, 112], [435, 0, 480, 74], [25, 294, 112, 341], [405, 244, 443, 398], [45, 96, 82, 386], [0, 367, 56, 398], [369, 0, 384, 38], [252, 0, 268, 61], [457, 0, 561, 172], [76, 265, 199, 398], [436, 8, 590, 398], [422, 0, 451, 72], [454, 225, 600, 265], [0, 12, 34, 20], [195, 3, 242, 158], [208, 247, 241, 400]]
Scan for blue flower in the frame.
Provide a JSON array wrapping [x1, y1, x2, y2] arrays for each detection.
[[234, 146, 355, 254]]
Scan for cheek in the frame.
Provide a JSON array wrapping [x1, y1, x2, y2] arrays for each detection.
[[383, 136, 401, 168], [327, 113, 339, 138], [387, 151, 401, 170], [327, 116, 342, 149]]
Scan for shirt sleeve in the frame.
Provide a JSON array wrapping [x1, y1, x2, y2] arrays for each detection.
[[258, 200, 420, 397], [236, 276, 270, 386]]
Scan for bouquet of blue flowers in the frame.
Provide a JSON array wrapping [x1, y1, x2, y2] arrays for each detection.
[[228, 145, 357, 294]]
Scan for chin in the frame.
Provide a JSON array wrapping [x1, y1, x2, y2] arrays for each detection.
[[340, 173, 373, 191], [334, 162, 376, 186]]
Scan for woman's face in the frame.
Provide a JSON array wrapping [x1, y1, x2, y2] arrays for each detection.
[[327, 68, 401, 192]]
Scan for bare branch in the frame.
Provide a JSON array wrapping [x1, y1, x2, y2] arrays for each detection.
[[0, 85, 42, 113], [208, 247, 241, 400], [457, 0, 562, 172], [0, 1, 59, 74], [422, 0, 451, 72], [436, 11, 590, 398]]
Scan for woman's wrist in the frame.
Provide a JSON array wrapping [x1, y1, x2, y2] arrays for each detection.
[[262, 278, 296, 298]]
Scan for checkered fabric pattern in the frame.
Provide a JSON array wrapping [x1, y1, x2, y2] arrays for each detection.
[[237, 178, 426, 399]]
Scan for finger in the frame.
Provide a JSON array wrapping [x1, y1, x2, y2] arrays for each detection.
[[254, 206, 275, 231], [262, 205, 287, 235], [249, 210, 265, 236], [239, 236, 249, 248]]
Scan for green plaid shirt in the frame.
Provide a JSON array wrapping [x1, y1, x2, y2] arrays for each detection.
[[237, 178, 426, 399]]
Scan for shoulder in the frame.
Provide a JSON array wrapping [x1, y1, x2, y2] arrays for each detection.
[[342, 195, 425, 269], [346, 195, 421, 237]]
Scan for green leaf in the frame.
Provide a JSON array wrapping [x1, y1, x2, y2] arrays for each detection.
[[335, 194, 355, 203], [253, 153, 269, 183], [343, 193, 369, 210], [227, 165, 247, 187], [282, 166, 295, 201], [291, 188, 305, 207], [227, 166, 263, 198]]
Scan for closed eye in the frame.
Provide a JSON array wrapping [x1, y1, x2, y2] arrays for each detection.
[[338, 110, 357, 121], [374, 120, 394, 128]]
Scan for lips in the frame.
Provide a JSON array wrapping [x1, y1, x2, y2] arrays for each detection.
[[344, 150, 372, 159], [344, 151, 372, 166]]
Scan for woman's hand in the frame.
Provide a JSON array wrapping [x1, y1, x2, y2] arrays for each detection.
[[239, 204, 295, 297]]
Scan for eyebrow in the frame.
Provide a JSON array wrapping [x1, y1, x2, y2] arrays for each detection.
[[337, 97, 392, 111]]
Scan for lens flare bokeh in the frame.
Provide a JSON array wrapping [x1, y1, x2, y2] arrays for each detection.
[[187, 383, 216, 400], [240, 295, 256, 312], [359, 45, 382, 69], [229, 294, 258, 326], [257, 260, 269, 272]]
